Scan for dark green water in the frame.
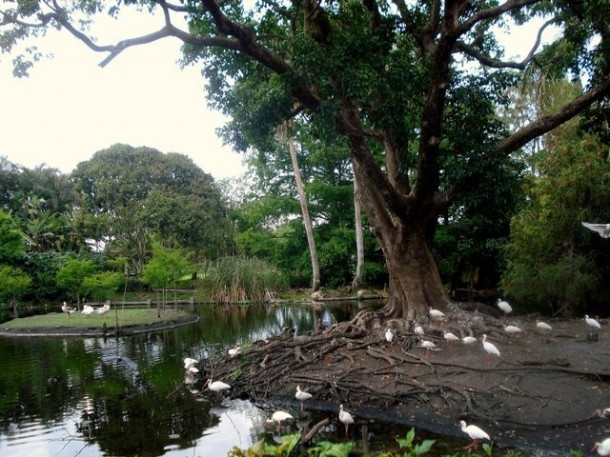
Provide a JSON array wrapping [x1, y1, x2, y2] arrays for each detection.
[[0, 301, 380, 457]]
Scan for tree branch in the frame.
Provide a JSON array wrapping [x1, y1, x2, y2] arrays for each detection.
[[498, 78, 610, 153], [455, 18, 555, 70]]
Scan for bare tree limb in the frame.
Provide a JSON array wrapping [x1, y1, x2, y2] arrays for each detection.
[[499, 78, 610, 153]]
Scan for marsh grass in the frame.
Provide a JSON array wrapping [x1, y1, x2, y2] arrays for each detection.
[[199, 257, 288, 303], [1, 308, 190, 329]]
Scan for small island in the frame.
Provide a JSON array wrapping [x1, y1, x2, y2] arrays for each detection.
[[0, 308, 198, 337]]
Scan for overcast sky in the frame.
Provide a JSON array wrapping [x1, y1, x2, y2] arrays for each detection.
[[0, 8, 555, 181], [0, 10, 245, 180]]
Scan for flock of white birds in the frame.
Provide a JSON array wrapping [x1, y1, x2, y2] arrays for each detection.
[[180, 293, 607, 454]]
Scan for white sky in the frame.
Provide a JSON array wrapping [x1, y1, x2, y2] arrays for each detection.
[[0, 8, 557, 181], [0, 9, 245, 180]]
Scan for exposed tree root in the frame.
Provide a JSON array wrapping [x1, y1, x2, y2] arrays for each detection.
[[203, 307, 610, 452]]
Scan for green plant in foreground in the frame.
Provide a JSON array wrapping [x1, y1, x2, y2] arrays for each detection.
[[228, 434, 301, 457], [307, 440, 355, 457], [378, 427, 436, 457]]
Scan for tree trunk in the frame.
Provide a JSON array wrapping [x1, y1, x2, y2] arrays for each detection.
[[349, 142, 449, 319], [351, 167, 364, 289], [284, 127, 321, 293], [380, 227, 447, 319]]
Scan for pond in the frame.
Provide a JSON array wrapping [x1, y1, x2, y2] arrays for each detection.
[[1, 300, 427, 457]]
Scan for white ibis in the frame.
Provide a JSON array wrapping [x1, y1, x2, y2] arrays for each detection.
[[458, 420, 490, 450], [268, 410, 293, 434], [413, 325, 424, 336], [61, 302, 76, 316], [586, 315, 602, 329], [443, 331, 459, 347], [96, 303, 110, 314], [536, 321, 552, 331], [417, 339, 437, 358], [462, 336, 477, 346], [481, 334, 500, 365], [582, 222, 610, 239], [497, 298, 512, 316], [503, 325, 522, 336], [228, 347, 241, 358], [385, 327, 394, 344], [295, 385, 313, 411], [591, 437, 610, 456], [81, 305, 95, 317], [205, 378, 230, 396], [429, 308, 445, 320], [338, 404, 354, 438], [184, 357, 198, 370]]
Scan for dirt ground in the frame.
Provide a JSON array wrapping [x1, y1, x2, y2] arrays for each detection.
[[211, 304, 610, 455]]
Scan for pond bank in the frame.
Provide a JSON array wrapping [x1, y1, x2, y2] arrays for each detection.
[[207, 307, 610, 455], [0, 311, 198, 337]]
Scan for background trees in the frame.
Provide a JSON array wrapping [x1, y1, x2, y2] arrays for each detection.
[[0, 1, 609, 317]]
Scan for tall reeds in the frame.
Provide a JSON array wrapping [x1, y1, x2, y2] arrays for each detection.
[[198, 257, 288, 303]]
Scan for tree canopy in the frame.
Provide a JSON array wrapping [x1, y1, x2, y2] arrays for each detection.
[[2, 0, 608, 318]]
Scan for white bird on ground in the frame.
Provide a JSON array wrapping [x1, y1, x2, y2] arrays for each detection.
[[61, 302, 76, 316], [82, 305, 95, 317], [417, 339, 437, 358], [295, 385, 313, 411], [205, 378, 231, 396], [268, 410, 293, 434], [536, 321, 552, 331], [96, 303, 111, 314], [504, 325, 522, 336], [429, 308, 445, 320], [586, 315, 602, 329], [228, 347, 241, 358], [591, 437, 610, 456], [582, 222, 610, 239], [462, 336, 477, 345], [413, 325, 424, 336], [443, 331, 460, 346], [497, 298, 512, 316], [184, 357, 198, 370], [458, 420, 490, 450], [481, 334, 500, 366], [385, 327, 394, 344], [339, 404, 354, 438]]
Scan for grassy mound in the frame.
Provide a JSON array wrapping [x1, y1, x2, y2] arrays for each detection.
[[0, 308, 195, 334]]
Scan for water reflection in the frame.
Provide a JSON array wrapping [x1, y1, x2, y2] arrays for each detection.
[[0, 301, 379, 457]]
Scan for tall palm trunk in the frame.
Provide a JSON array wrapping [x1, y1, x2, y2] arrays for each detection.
[[280, 122, 321, 293]]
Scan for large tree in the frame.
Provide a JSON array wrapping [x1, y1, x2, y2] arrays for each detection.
[[2, 1, 609, 320]]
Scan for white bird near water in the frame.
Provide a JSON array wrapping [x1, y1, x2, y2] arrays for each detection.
[[95, 303, 111, 314], [429, 308, 445, 320], [586, 315, 602, 329], [339, 404, 354, 437], [228, 347, 241, 358], [497, 298, 512, 316], [417, 339, 437, 358], [462, 336, 477, 346], [184, 357, 198, 370], [81, 304, 95, 317], [504, 325, 522, 336], [61, 302, 76, 316], [443, 331, 460, 346], [481, 334, 500, 365], [205, 378, 231, 395], [582, 222, 610, 239], [536, 321, 552, 331], [295, 385, 313, 411], [267, 410, 293, 433], [591, 437, 610, 456], [385, 327, 394, 344], [458, 420, 490, 450]]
